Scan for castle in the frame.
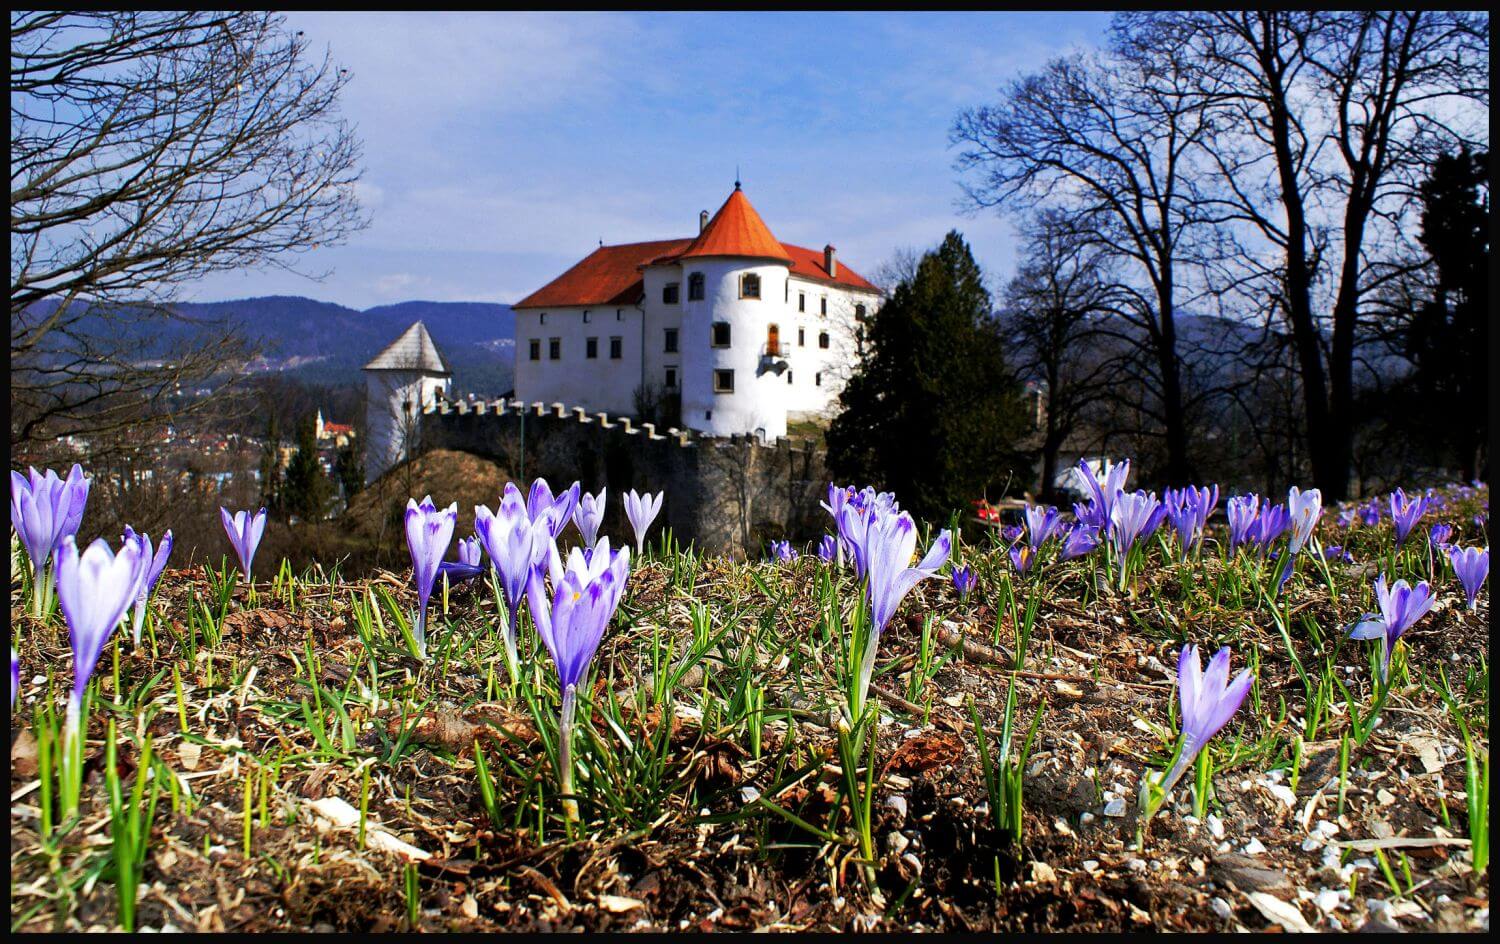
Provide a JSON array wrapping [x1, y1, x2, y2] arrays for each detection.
[[511, 183, 882, 440]]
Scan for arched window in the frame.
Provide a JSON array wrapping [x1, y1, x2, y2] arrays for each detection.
[[818, 331, 830, 349], [767, 323, 780, 356], [688, 272, 705, 301], [740, 273, 761, 299], [855, 303, 867, 321]]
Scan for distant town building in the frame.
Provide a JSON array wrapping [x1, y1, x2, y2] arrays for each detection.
[[362, 321, 452, 483], [512, 183, 882, 439], [314, 410, 356, 448]]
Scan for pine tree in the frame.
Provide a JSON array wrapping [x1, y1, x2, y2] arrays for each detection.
[[1404, 147, 1488, 479], [827, 231, 1033, 522], [281, 415, 332, 522]]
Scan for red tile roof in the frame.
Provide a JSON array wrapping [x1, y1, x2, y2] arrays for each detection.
[[676, 186, 792, 263], [514, 188, 878, 308]]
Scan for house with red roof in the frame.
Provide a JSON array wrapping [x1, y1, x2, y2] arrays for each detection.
[[512, 183, 882, 439]]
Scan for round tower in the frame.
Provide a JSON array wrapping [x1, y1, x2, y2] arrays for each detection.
[[676, 184, 794, 440], [362, 321, 452, 484]]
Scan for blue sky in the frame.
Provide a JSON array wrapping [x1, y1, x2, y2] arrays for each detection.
[[189, 12, 1113, 309]]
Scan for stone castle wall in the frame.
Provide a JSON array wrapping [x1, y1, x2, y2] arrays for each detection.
[[420, 399, 828, 559]]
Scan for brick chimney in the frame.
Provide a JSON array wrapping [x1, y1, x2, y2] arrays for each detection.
[[699, 210, 709, 233], [824, 244, 837, 278]]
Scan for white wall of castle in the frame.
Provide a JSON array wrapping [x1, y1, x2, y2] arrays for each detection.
[[513, 258, 879, 439], [364, 370, 450, 484]]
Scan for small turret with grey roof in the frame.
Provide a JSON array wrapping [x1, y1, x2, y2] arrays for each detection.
[[363, 321, 452, 484]]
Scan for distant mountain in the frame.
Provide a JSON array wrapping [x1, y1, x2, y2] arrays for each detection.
[[27, 295, 516, 394]]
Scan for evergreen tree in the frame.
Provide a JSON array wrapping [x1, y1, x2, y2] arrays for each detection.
[[281, 415, 332, 522], [827, 231, 1033, 522], [335, 439, 364, 503], [1403, 147, 1488, 479], [259, 411, 283, 515]]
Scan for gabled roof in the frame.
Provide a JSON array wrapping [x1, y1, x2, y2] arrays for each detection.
[[674, 185, 792, 263], [363, 321, 451, 374]]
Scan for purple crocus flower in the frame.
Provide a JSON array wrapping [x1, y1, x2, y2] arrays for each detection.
[[769, 540, 798, 562], [1009, 542, 1036, 575], [1429, 523, 1453, 549], [1225, 495, 1260, 555], [405, 496, 457, 658], [1156, 644, 1254, 803], [10, 464, 91, 616], [1286, 487, 1322, 555], [219, 507, 267, 585], [1024, 504, 1063, 548], [121, 526, 173, 644], [1448, 546, 1488, 611], [1060, 524, 1100, 560], [1249, 503, 1290, 555], [572, 486, 607, 545], [526, 538, 630, 820], [1323, 544, 1353, 563], [846, 508, 951, 716], [1348, 576, 1437, 681], [1000, 524, 1024, 544], [1075, 459, 1130, 526], [475, 485, 553, 673], [527, 478, 581, 539], [623, 489, 664, 556], [54, 534, 145, 736], [1163, 485, 1219, 559], [1389, 488, 1429, 546], [437, 535, 486, 584], [1109, 490, 1162, 558], [952, 565, 977, 598], [11, 648, 18, 708], [817, 534, 838, 563]]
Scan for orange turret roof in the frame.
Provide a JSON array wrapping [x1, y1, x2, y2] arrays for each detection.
[[674, 184, 793, 263]]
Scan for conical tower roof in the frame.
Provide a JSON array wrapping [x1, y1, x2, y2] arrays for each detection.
[[363, 320, 451, 375], [676, 184, 792, 263]]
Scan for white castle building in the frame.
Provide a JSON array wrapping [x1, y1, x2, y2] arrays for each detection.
[[512, 183, 883, 439]]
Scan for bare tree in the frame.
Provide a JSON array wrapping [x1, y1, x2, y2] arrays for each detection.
[[1000, 210, 1125, 499], [1125, 11, 1489, 498], [952, 29, 1218, 486], [11, 12, 367, 456]]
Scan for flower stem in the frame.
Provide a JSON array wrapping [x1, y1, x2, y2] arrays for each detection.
[[559, 684, 578, 822]]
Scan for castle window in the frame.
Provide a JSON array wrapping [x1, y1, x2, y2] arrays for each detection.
[[815, 372, 823, 386], [688, 273, 704, 301], [540, 312, 547, 324], [855, 303, 867, 321], [713, 369, 734, 393], [529, 339, 540, 361], [583, 310, 591, 323], [665, 367, 677, 389], [663, 282, 680, 304], [818, 331, 830, 349], [664, 328, 679, 353], [616, 309, 623, 320], [798, 292, 806, 313], [767, 323, 781, 356], [798, 327, 805, 347], [549, 338, 561, 360], [711, 322, 731, 347], [786, 370, 793, 385], [740, 273, 760, 299], [820, 296, 828, 316], [586, 337, 598, 359], [609, 336, 622, 359]]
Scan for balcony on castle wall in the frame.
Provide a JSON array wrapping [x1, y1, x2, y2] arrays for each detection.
[[758, 340, 789, 374]]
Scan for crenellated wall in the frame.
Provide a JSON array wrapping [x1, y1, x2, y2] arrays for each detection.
[[420, 398, 828, 559]]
